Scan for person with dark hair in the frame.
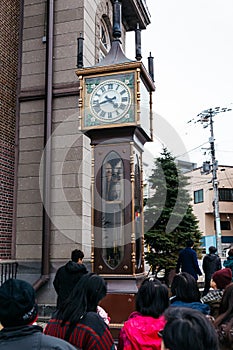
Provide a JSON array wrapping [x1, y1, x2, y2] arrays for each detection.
[[223, 248, 233, 281], [160, 307, 219, 350], [45, 273, 115, 350], [176, 239, 202, 280], [201, 268, 232, 318], [117, 278, 169, 350], [0, 279, 76, 350], [170, 272, 210, 314], [53, 249, 88, 309], [202, 245, 222, 296], [214, 282, 233, 350]]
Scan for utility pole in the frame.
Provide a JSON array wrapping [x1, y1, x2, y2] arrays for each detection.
[[197, 106, 232, 256]]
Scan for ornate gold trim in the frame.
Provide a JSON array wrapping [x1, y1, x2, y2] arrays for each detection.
[[130, 142, 136, 274], [91, 145, 95, 272], [99, 274, 134, 278], [76, 61, 155, 92], [140, 152, 145, 265], [99, 272, 146, 278], [81, 122, 136, 131], [76, 61, 141, 77], [109, 323, 124, 329], [78, 76, 84, 130], [136, 68, 141, 124]]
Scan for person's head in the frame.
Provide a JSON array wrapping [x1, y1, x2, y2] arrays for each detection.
[[209, 246, 217, 254], [214, 283, 233, 348], [0, 279, 38, 327], [212, 268, 232, 290], [214, 282, 233, 327], [71, 249, 84, 263], [186, 239, 194, 248], [161, 307, 219, 350], [228, 248, 233, 257], [136, 277, 169, 318], [60, 273, 107, 324], [171, 272, 200, 302]]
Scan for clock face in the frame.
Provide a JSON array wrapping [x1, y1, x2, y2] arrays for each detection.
[[90, 80, 131, 122], [82, 72, 136, 128]]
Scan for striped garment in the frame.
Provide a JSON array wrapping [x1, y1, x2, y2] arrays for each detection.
[[44, 311, 115, 350]]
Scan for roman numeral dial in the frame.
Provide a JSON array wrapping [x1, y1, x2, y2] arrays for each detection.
[[90, 79, 131, 122]]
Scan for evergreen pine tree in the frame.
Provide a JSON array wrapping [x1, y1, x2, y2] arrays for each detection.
[[144, 148, 202, 284]]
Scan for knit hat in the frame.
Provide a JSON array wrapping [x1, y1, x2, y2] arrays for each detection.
[[212, 268, 232, 290], [0, 279, 38, 327]]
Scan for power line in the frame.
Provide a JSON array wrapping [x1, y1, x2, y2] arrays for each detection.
[[175, 141, 209, 159]]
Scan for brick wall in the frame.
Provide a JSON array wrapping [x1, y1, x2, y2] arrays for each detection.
[[0, 0, 20, 258]]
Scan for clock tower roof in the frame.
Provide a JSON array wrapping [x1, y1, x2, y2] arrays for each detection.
[[95, 39, 132, 67]]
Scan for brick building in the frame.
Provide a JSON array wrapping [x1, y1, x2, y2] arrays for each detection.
[[0, 1, 20, 259]]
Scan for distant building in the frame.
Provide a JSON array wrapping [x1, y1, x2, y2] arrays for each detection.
[[186, 165, 233, 255], [176, 160, 197, 173]]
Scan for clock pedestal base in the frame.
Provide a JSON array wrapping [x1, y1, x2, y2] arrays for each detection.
[[99, 275, 145, 340]]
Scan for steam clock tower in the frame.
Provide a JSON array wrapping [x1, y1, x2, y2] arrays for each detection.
[[76, 0, 155, 331]]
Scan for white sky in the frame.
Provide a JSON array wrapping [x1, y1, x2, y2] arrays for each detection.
[[126, 0, 233, 167]]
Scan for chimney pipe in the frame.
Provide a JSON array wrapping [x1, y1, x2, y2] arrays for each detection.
[[77, 33, 84, 68], [148, 52, 154, 81], [135, 23, 142, 61], [113, 0, 122, 39]]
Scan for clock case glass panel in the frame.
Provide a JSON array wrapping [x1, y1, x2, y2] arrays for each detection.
[[140, 77, 152, 140], [83, 72, 136, 128], [102, 151, 124, 269], [93, 142, 144, 275]]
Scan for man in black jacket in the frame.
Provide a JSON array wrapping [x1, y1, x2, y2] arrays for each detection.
[[176, 239, 202, 281], [202, 245, 222, 296], [0, 278, 76, 350], [53, 249, 88, 309]]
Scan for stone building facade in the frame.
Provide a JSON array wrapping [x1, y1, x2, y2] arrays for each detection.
[[1, 0, 151, 304]]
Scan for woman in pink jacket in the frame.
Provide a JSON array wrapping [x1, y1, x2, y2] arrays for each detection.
[[117, 278, 169, 350]]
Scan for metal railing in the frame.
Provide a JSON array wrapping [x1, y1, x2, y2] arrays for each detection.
[[0, 260, 18, 286]]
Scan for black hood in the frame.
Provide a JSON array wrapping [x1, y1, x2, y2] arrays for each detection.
[[65, 261, 87, 274], [0, 325, 42, 340], [206, 254, 219, 262]]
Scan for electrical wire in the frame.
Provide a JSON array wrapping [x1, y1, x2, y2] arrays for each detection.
[[174, 141, 209, 159]]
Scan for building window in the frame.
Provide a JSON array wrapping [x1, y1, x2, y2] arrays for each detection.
[[221, 221, 231, 230], [194, 189, 203, 204], [219, 188, 233, 202], [215, 221, 231, 230], [99, 19, 111, 61]]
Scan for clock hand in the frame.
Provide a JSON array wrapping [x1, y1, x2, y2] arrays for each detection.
[[104, 96, 118, 108], [99, 96, 117, 105], [106, 98, 118, 108]]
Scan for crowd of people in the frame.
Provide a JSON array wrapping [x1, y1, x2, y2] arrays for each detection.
[[0, 247, 233, 350]]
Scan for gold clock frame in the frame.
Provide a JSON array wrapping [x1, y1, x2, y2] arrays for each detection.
[[76, 61, 155, 140]]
